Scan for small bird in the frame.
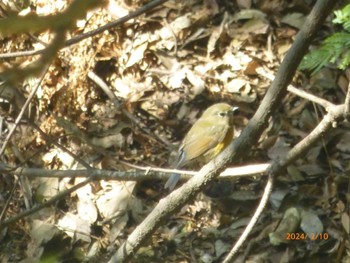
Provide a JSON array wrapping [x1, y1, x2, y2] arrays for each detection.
[[165, 103, 238, 190]]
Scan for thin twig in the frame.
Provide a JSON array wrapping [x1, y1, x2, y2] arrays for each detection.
[[0, 63, 50, 157], [0, 178, 92, 228], [256, 67, 335, 109], [29, 121, 92, 169], [223, 104, 343, 262], [0, 162, 269, 181], [0, 0, 169, 59], [223, 173, 274, 263], [87, 71, 173, 148], [287, 85, 335, 110], [0, 180, 18, 222], [87, 71, 117, 103]]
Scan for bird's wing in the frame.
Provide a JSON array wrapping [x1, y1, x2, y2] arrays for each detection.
[[178, 119, 228, 164]]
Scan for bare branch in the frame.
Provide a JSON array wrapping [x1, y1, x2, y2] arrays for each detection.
[[223, 104, 344, 262], [0, 0, 169, 59], [88, 71, 173, 148], [0, 178, 91, 228], [0, 63, 50, 157], [256, 67, 335, 109], [287, 85, 335, 109], [222, 0, 339, 260], [0, 163, 269, 181]]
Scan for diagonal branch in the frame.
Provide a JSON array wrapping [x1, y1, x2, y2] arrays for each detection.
[[0, 0, 169, 59], [0, 62, 50, 157], [223, 104, 344, 262], [0, 178, 92, 228]]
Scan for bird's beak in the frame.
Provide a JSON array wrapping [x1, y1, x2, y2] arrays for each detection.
[[232, 106, 239, 112], [230, 106, 239, 115], [228, 107, 239, 116]]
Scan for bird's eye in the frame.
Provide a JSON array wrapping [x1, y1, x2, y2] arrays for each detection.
[[218, 112, 227, 117]]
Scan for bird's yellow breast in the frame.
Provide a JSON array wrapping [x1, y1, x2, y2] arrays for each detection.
[[203, 127, 234, 161]]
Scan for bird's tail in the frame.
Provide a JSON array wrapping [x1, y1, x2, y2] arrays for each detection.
[[164, 173, 180, 191]]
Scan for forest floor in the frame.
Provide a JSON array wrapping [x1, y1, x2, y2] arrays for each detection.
[[0, 0, 349, 262]]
